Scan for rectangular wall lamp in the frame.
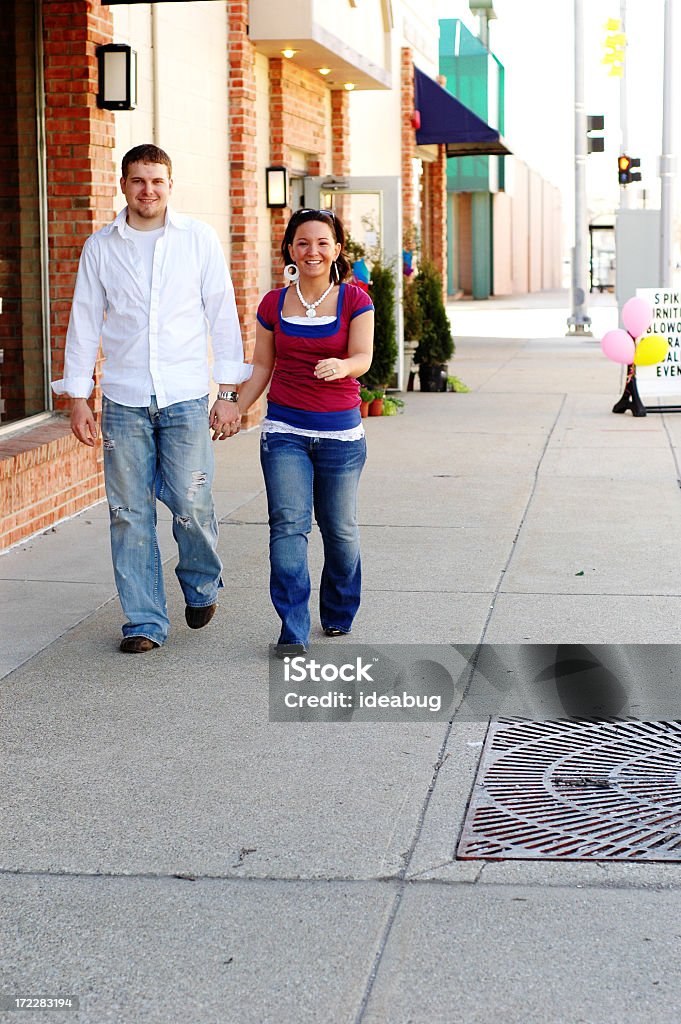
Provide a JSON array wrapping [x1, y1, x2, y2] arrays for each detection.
[[96, 44, 137, 111], [265, 166, 289, 208]]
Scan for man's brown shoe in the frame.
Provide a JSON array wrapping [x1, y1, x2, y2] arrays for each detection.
[[185, 603, 217, 629], [120, 636, 159, 654]]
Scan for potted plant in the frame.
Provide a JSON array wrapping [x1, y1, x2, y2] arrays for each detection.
[[413, 261, 454, 392], [359, 386, 374, 417], [368, 388, 384, 416]]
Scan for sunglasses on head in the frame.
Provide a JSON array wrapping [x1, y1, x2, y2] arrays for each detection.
[[292, 208, 335, 220]]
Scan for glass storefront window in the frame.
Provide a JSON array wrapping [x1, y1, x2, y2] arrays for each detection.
[[0, 0, 46, 426]]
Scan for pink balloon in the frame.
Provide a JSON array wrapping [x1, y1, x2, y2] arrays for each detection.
[[622, 297, 653, 339], [601, 328, 635, 365]]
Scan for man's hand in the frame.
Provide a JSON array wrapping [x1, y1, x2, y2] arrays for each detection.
[[210, 398, 241, 440], [70, 398, 98, 447]]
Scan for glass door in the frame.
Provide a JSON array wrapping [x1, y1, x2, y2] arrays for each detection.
[[302, 176, 403, 390]]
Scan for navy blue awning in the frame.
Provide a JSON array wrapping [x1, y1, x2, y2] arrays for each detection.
[[413, 66, 511, 157]]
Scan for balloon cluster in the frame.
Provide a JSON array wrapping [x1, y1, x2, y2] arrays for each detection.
[[601, 298, 669, 366]]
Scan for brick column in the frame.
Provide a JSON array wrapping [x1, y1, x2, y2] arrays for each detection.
[[401, 48, 416, 243], [426, 145, 448, 300], [331, 89, 351, 225], [268, 58, 289, 292], [43, 0, 117, 414], [331, 89, 350, 176], [228, 0, 258, 382]]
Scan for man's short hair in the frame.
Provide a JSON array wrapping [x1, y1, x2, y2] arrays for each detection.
[[121, 144, 172, 179]]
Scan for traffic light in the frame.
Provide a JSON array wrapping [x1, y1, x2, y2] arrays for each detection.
[[618, 154, 631, 184], [618, 155, 641, 185], [587, 114, 605, 154]]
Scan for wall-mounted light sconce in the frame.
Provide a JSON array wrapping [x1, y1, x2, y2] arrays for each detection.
[[96, 44, 137, 110], [265, 166, 289, 209]]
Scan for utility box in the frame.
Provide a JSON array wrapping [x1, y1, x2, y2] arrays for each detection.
[[615, 209, 661, 313]]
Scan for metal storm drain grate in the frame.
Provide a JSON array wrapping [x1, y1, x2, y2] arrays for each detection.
[[457, 718, 681, 861]]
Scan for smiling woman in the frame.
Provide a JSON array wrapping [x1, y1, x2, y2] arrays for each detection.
[[234, 208, 375, 655]]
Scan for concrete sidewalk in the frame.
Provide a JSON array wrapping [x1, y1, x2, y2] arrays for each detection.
[[3, 290, 681, 1023]]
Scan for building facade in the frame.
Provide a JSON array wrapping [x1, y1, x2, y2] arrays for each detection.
[[0, 0, 559, 553]]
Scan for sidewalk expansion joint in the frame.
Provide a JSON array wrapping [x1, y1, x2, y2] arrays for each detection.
[[479, 393, 567, 644]]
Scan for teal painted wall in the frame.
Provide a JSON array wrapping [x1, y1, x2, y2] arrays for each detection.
[[471, 193, 492, 299]]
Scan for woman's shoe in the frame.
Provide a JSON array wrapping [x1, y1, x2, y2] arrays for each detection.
[[275, 642, 308, 658], [323, 627, 349, 638]]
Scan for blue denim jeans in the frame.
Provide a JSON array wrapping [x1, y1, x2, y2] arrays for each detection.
[[259, 431, 367, 645], [102, 395, 222, 645]]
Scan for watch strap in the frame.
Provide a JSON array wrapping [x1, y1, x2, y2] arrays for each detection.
[[217, 390, 238, 402]]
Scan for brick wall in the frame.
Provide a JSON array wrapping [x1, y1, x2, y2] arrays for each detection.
[[0, 0, 116, 551], [0, 420, 104, 550]]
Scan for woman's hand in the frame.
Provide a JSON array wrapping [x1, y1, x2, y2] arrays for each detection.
[[314, 358, 349, 381], [209, 399, 241, 440]]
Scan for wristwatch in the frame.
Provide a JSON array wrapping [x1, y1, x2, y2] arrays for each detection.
[[217, 390, 239, 402]]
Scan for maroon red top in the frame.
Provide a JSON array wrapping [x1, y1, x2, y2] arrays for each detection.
[[257, 283, 374, 413]]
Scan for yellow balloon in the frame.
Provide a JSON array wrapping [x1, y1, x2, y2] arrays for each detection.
[[634, 334, 669, 366]]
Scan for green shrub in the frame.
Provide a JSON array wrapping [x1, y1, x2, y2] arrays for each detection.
[[361, 260, 397, 390], [414, 261, 454, 366], [403, 278, 423, 340]]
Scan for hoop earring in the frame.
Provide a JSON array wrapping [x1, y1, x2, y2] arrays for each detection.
[[284, 263, 300, 284], [332, 260, 339, 284]]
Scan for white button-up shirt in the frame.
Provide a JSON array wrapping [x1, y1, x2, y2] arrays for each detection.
[[52, 206, 252, 408]]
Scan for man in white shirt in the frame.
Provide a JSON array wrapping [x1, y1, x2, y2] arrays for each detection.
[[53, 144, 252, 653]]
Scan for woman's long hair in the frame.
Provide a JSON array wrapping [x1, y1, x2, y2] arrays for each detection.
[[281, 209, 352, 284]]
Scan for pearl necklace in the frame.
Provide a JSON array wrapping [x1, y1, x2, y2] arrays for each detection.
[[296, 279, 334, 318]]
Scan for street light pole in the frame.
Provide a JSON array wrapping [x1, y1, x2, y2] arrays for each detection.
[[659, 0, 675, 288], [567, 0, 592, 335], [619, 0, 630, 210]]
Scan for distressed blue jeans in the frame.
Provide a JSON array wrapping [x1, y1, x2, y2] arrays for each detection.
[[102, 395, 222, 645], [260, 431, 367, 646]]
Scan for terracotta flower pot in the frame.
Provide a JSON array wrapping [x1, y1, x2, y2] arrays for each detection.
[[369, 398, 384, 416], [360, 400, 370, 418]]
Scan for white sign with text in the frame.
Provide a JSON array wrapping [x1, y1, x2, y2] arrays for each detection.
[[635, 288, 681, 400]]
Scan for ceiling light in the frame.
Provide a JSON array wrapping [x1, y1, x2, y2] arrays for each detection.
[[281, 48, 297, 59], [344, 82, 355, 91], [318, 68, 331, 76]]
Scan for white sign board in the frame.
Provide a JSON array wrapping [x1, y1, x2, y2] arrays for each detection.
[[634, 288, 681, 401]]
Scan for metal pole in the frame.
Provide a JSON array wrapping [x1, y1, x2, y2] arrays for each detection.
[[567, 0, 592, 335], [619, 0, 630, 209], [660, 0, 675, 287]]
